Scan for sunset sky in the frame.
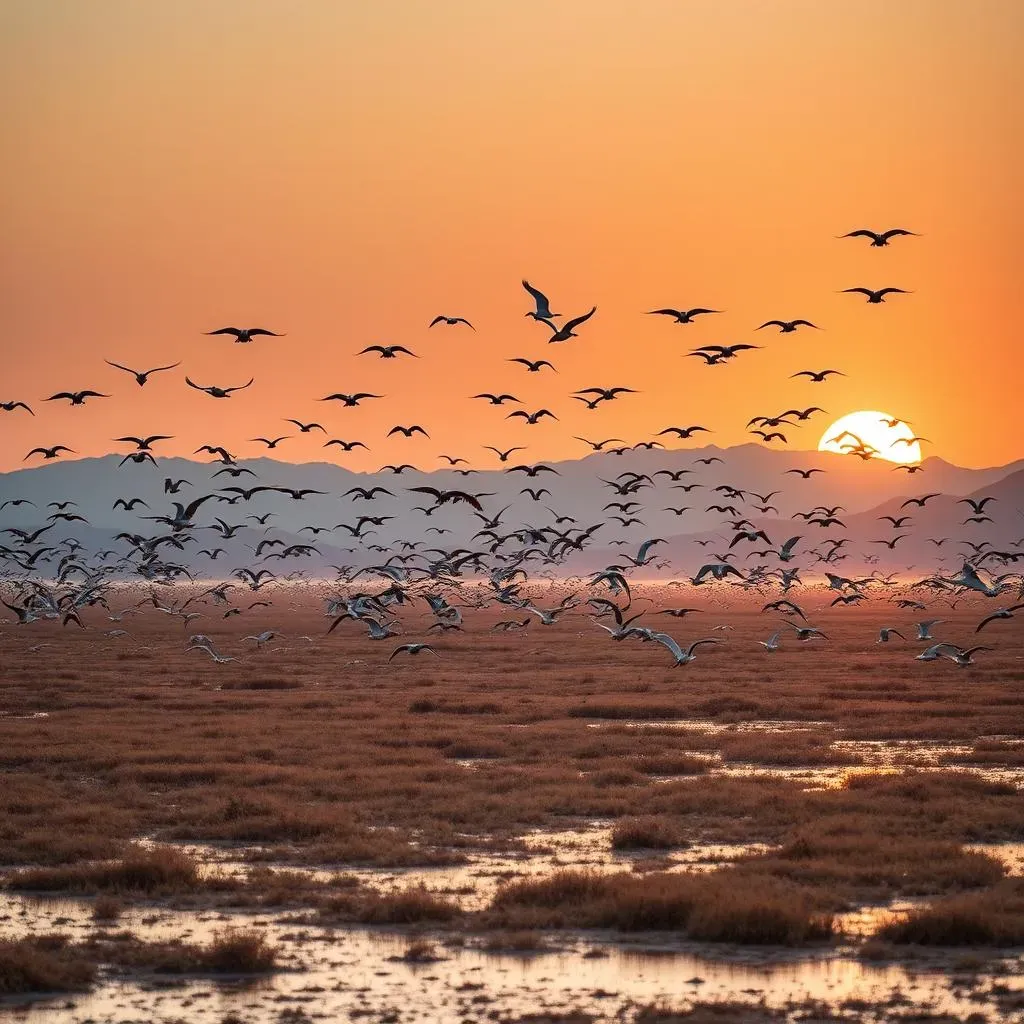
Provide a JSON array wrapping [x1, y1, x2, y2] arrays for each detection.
[[2, 0, 1022, 473]]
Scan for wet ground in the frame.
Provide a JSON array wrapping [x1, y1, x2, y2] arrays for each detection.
[[3, 890, 1024, 1023]]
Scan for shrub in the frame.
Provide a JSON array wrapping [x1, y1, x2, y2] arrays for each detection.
[[0, 936, 96, 994]]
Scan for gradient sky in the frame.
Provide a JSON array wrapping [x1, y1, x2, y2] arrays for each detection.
[[1, 0, 1022, 474]]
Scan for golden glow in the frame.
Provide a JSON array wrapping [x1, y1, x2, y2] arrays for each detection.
[[818, 411, 922, 464]]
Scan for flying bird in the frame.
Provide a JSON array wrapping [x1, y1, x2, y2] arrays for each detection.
[[645, 307, 719, 323], [205, 327, 283, 343], [841, 287, 911, 303], [757, 319, 818, 333], [535, 307, 597, 343], [521, 280, 560, 321], [429, 315, 474, 329], [44, 390, 108, 405], [105, 360, 181, 386], [185, 377, 253, 398], [358, 345, 418, 359], [839, 228, 918, 246]]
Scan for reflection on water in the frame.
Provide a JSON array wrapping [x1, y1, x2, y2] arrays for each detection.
[[3, 892, 1023, 1023]]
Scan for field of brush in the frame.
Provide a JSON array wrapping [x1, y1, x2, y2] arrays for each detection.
[[2, 586, 1023, 1020]]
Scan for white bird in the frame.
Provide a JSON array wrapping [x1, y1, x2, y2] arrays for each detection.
[[648, 632, 722, 666], [243, 630, 280, 647], [876, 628, 906, 643], [914, 619, 944, 641], [758, 631, 782, 651], [188, 643, 237, 664]]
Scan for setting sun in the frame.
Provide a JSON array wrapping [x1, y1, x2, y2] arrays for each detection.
[[818, 411, 922, 464]]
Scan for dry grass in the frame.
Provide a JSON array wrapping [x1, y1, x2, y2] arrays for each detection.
[[0, 935, 96, 994], [487, 869, 833, 944], [611, 816, 685, 850], [0, 592, 1022, 946], [875, 879, 1024, 946]]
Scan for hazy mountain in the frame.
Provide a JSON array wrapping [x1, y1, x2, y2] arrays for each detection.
[[1, 446, 1021, 577]]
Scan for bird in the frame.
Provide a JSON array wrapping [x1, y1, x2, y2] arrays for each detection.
[[508, 358, 556, 373], [429, 315, 474, 329], [324, 439, 369, 451], [790, 370, 844, 382], [389, 643, 438, 662], [976, 605, 1024, 632], [1, 400, 34, 415], [407, 486, 488, 511], [521, 280, 560, 321], [321, 392, 383, 406], [473, 393, 520, 405], [115, 435, 174, 451], [104, 360, 181, 386], [758, 631, 783, 651], [648, 632, 722, 666], [25, 445, 75, 461], [839, 228, 918, 246], [507, 409, 558, 425], [786, 468, 826, 479], [185, 377, 253, 398], [757, 319, 818, 333], [535, 307, 597, 343], [205, 327, 283, 343], [44, 390, 109, 405], [841, 287, 911, 303], [388, 425, 430, 438], [901, 494, 940, 509], [483, 446, 527, 462], [573, 386, 637, 403], [877, 628, 906, 643], [358, 345, 418, 359], [249, 436, 290, 449], [574, 437, 625, 451], [657, 426, 711, 439], [914, 619, 945, 640], [645, 307, 719, 323], [277, 420, 324, 436]]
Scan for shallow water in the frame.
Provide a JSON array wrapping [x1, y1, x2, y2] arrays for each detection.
[[3, 892, 1023, 1023]]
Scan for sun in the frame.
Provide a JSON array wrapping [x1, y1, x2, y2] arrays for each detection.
[[818, 410, 922, 464]]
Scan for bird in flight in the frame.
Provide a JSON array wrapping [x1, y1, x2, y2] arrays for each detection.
[[25, 445, 75, 461], [44, 390, 109, 406], [507, 409, 558, 425], [429, 315, 474, 330], [508, 358, 556, 373], [839, 228, 918, 246], [1, 400, 34, 415], [358, 345, 417, 359], [757, 319, 818, 333], [205, 327, 283, 343], [186, 377, 253, 398], [321, 392, 383, 406], [535, 307, 597, 343], [522, 280, 560, 321], [841, 287, 911, 303], [791, 369, 844, 382], [105, 360, 181, 386], [645, 307, 719, 323]]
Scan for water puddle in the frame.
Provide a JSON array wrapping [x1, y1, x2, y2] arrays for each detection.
[[2, 892, 1023, 1023]]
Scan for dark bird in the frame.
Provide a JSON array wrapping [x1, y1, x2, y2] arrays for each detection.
[[839, 228, 918, 246], [324, 439, 369, 451], [285, 419, 326, 433], [506, 464, 559, 477], [483, 446, 526, 462], [508, 358, 556, 373], [205, 327, 283, 343], [25, 445, 75, 461], [185, 377, 253, 398], [900, 493, 940, 509], [645, 307, 719, 323], [44, 390, 108, 405], [878, 515, 913, 528], [105, 360, 181, 385], [113, 498, 149, 511], [536, 307, 596, 343], [320, 392, 383, 406], [573, 386, 638, 402], [408, 487, 488, 511], [786, 468, 825, 479], [1, 401, 34, 415], [791, 369, 845, 382], [358, 345, 418, 359], [758, 319, 818, 332], [657, 425, 711, 438], [388, 424, 430, 438], [522, 280, 560, 321], [507, 409, 558, 425], [115, 435, 174, 450], [164, 478, 191, 493], [429, 315, 474, 329], [841, 287, 911, 303], [574, 437, 625, 450], [250, 436, 290, 449], [689, 344, 760, 361], [344, 486, 393, 500], [473, 393, 520, 405], [976, 605, 1024, 632], [780, 407, 827, 422], [959, 496, 997, 515]]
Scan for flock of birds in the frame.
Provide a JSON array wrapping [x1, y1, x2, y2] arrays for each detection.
[[2, 227, 1022, 669]]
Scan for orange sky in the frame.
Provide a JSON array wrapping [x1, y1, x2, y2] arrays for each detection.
[[1, 0, 1022, 474]]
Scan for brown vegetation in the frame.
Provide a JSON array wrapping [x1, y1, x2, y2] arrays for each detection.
[[0, 935, 96, 994]]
